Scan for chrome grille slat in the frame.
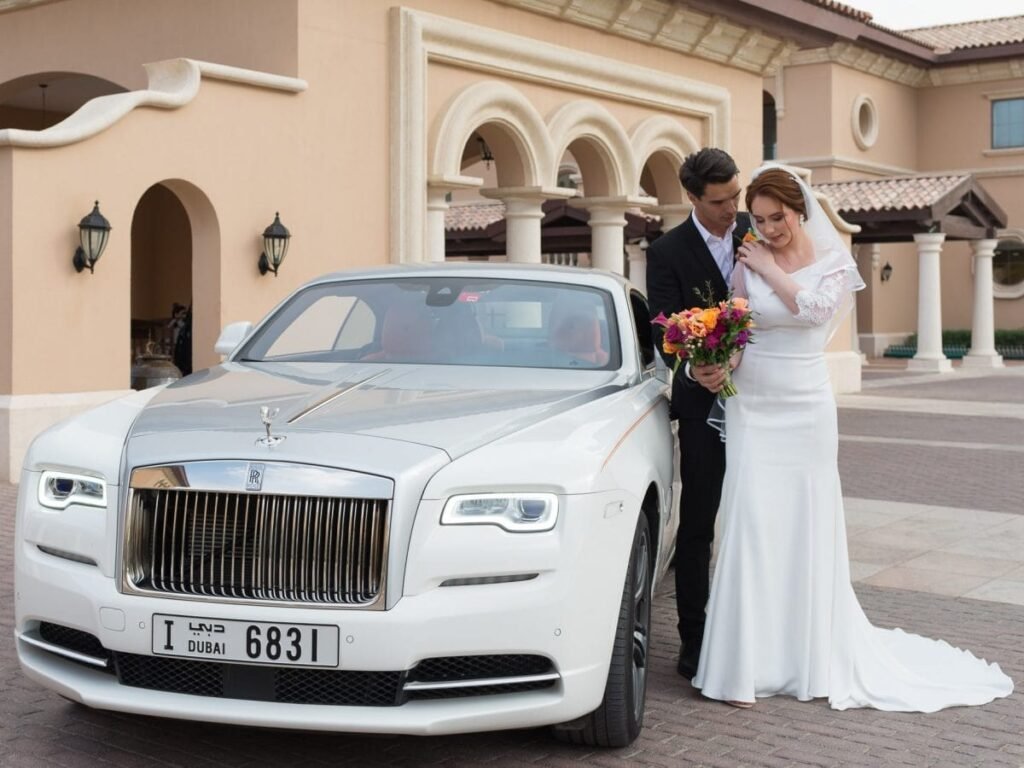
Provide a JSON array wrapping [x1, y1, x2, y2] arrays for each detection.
[[125, 486, 388, 606]]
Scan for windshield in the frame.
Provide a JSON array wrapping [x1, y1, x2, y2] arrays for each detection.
[[237, 277, 620, 370]]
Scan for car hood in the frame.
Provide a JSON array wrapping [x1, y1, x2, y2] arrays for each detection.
[[129, 362, 625, 459]]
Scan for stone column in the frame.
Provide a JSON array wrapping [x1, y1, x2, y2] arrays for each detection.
[[481, 187, 572, 263], [908, 232, 952, 372], [426, 175, 483, 263], [963, 238, 1004, 368], [571, 195, 657, 274], [650, 203, 692, 232], [625, 241, 647, 289], [588, 206, 628, 274], [425, 188, 451, 263]]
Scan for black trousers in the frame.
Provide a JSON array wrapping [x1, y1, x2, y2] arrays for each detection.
[[674, 415, 727, 644]]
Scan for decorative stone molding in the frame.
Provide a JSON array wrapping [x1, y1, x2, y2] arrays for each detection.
[[629, 115, 700, 201], [778, 153, 1024, 181], [928, 58, 1024, 88], [547, 100, 637, 196], [787, 42, 1024, 90], [850, 94, 878, 151], [430, 81, 554, 187], [775, 154, 915, 177], [0, 58, 307, 148], [788, 44, 929, 87], [390, 7, 731, 264], [492, 0, 796, 75]]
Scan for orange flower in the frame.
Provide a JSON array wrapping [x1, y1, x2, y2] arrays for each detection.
[[742, 229, 760, 243], [731, 297, 749, 310], [698, 307, 720, 331]]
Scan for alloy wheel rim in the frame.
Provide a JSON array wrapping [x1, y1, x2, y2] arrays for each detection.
[[631, 527, 651, 721]]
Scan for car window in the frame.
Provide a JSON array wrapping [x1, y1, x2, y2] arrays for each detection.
[[238, 277, 621, 369], [630, 290, 655, 369], [264, 296, 370, 358]]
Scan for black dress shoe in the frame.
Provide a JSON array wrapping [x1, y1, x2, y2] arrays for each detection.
[[677, 640, 701, 679]]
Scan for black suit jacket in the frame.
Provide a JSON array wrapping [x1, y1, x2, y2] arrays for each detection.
[[645, 212, 750, 420]]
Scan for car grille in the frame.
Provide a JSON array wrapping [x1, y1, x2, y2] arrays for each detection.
[[39, 622, 112, 664], [111, 653, 554, 706], [114, 654, 405, 705], [124, 489, 389, 606]]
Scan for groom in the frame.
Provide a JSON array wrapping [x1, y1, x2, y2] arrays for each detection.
[[646, 148, 748, 679]]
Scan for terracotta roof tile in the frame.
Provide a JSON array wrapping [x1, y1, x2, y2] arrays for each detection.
[[903, 15, 1024, 52], [799, 0, 873, 23], [813, 175, 970, 213], [445, 201, 505, 232]]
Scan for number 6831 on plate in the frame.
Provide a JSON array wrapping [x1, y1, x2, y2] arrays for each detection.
[[152, 614, 341, 667]]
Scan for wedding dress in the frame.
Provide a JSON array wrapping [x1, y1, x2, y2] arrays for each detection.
[[692, 246, 1014, 710]]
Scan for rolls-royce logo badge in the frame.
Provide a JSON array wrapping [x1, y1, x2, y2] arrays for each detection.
[[255, 406, 286, 447], [246, 463, 265, 492]]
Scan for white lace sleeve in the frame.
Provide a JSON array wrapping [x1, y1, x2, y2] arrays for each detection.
[[793, 268, 857, 326]]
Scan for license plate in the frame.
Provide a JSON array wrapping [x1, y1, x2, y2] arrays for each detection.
[[152, 614, 340, 667]]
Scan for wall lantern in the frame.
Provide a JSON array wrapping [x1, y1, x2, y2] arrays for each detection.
[[880, 262, 893, 282], [258, 212, 291, 277], [476, 135, 494, 170], [72, 201, 112, 274]]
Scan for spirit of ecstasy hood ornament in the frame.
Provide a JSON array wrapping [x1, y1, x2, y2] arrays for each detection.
[[256, 406, 286, 447]]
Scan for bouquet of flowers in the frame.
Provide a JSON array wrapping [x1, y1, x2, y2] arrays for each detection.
[[652, 292, 755, 399]]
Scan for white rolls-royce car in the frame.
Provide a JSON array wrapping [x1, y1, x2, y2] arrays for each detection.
[[15, 264, 676, 747]]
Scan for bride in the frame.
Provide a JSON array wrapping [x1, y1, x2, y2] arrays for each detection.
[[692, 165, 1014, 711]]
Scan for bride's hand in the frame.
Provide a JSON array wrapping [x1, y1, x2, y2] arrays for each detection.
[[737, 241, 777, 276], [729, 351, 742, 371]]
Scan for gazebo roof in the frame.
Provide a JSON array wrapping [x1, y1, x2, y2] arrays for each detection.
[[813, 174, 1007, 243]]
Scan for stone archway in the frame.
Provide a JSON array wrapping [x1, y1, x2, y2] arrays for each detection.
[[130, 179, 220, 384], [428, 81, 561, 263], [548, 100, 635, 197], [547, 101, 651, 273], [631, 116, 699, 230], [430, 80, 553, 188]]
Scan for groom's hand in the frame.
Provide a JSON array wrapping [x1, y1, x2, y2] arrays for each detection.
[[691, 362, 728, 393]]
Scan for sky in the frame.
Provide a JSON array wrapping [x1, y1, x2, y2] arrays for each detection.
[[842, 0, 1022, 30]]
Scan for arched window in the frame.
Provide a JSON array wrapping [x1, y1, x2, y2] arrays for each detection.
[[993, 236, 1024, 298]]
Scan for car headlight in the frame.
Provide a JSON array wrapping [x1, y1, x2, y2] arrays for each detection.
[[441, 493, 558, 532], [38, 470, 107, 510]]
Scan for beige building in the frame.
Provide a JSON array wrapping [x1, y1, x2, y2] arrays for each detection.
[[0, 0, 1020, 483], [766, 8, 1024, 360]]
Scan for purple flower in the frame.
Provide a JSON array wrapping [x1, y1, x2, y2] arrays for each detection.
[[736, 330, 750, 346], [664, 324, 685, 343]]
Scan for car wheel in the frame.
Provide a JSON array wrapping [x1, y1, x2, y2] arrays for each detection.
[[553, 512, 652, 748]]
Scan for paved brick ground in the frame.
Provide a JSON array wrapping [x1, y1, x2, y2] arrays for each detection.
[[837, 441, 1023, 514], [866, 374, 1024, 404], [837, 410, 1022, 447], [2, 368, 1023, 767]]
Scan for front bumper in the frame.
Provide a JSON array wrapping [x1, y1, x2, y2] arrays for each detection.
[[15, 490, 639, 734]]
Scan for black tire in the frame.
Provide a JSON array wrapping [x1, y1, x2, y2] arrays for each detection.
[[553, 512, 652, 748]]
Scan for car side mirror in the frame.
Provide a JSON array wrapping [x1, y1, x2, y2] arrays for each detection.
[[214, 321, 253, 357]]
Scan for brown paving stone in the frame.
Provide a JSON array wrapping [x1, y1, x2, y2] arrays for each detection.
[[838, 409, 1023, 446], [864, 374, 1024, 404], [837, 441, 1024, 514]]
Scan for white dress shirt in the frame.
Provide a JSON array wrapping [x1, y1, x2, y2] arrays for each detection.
[[691, 211, 737, 284]]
